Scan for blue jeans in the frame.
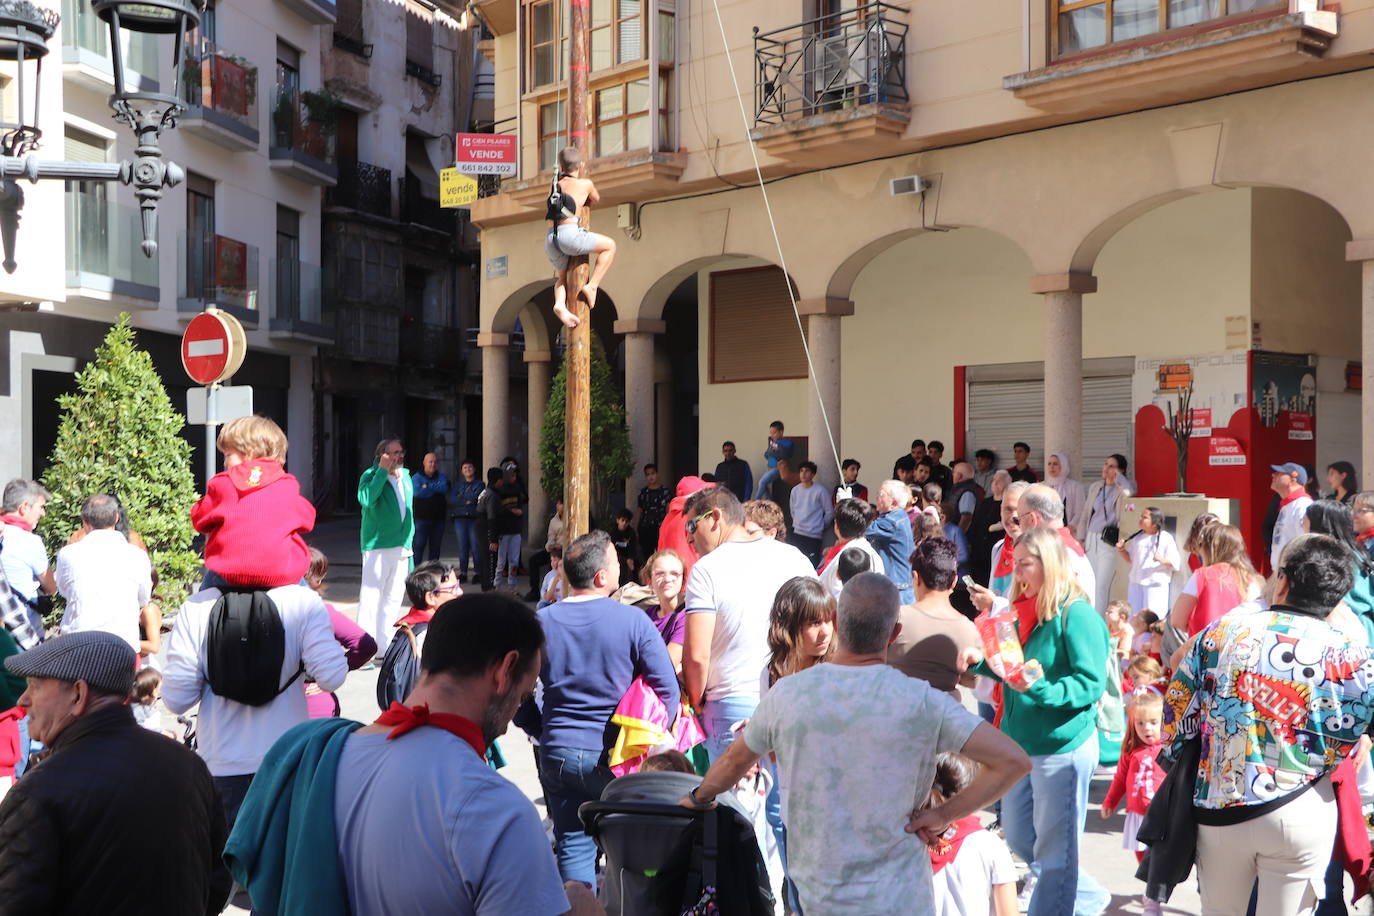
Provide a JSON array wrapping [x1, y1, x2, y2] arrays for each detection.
[[1001, 732, 1110, 916], [411, 519, 445, 563], [452, 517, 479, 577], [538, 745, 614, 886], [701, 695, 759, 763], [755, 467, 780, 500]]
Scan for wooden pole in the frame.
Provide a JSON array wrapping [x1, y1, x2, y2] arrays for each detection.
[[563, 0, 592, 541]]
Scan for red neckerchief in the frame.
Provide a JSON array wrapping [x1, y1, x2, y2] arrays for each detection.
[[0, 514, 32, 532], [1279, 488, 1307, 509], [226, 458, 285, 493], [1013, 593, 1040, 643], [1057, 526, 1086, 557], [817, 540, 848, 574], [928, 815, 984, 873], [374, 702, 487, 759], [394, 607, 435, 628], [1359, 528, 1374, 545], [993, 536, 1015, 580]]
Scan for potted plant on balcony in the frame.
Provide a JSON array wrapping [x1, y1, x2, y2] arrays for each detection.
[[300, 88, 340, 160]]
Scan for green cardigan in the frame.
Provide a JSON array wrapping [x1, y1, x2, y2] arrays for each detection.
[[358, 465, 415, 552], [976, 595, 1109, 757]]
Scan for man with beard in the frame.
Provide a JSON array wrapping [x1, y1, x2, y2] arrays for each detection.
[[223, 593, 603, 916]]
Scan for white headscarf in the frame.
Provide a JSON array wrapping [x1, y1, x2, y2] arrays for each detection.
[[1045, 451, 1087, 528], [1045, 451, 1071, 486]]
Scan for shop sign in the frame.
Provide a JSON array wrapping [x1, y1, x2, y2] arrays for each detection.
[[1157, 363, 1194, 392], [1207, 437, 1246, 467]]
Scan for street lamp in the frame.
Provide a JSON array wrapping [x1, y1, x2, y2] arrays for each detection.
[[0, 0, 202, 272]]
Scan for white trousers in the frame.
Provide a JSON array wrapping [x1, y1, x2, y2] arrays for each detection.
[[1196, 778, 1336, 916], [1127, 581, 1171, 617], [1084, 533, 1118, 612], [359, 546, 409, 655], [496, 533, 522, 581]]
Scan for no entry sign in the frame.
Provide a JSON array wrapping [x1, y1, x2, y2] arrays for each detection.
[[455, 133, 517, 176], [181, 309, 247, 385]]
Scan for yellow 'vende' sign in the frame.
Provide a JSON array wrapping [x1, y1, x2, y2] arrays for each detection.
[[440, 168, 479, 208]]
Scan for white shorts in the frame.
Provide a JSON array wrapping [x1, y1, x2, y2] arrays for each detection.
[[545, 224, 597, 271]]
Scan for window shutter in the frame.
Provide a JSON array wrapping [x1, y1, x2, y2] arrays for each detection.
[[710, 266, 806, 383], [336, 0, 364, 42], [406, 0, 433, 69], [65, 128, 109, 163]]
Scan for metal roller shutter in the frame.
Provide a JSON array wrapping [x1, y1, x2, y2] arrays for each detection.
[[709, 266, 806, 383], [966, 373, 1133, 483]]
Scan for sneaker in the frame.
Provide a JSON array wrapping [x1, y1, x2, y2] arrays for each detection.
[[1017, 874, 1037, 912], [1142, 896, 1163, 916]]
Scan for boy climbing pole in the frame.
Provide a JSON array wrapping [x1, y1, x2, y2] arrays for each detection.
[[544, 146, 617, 329]]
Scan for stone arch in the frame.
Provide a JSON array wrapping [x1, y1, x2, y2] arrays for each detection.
[[825, 225, 1035, 303], [636, 254, 798, 323], [486, 277, 627, 335]]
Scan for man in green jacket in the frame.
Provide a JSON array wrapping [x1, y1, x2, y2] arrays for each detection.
[[358, 438, 415, 657]]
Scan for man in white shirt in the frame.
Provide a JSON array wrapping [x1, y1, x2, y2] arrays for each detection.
[[163, 581, 348, 834], [682, 573, 1030, 916], [680, 485, 816, 762], [54, 494, 152, 652], [1270, 462, 1314, 575], [818, 498, 883, 598], [788, 461, 832, 567], [0, 479, 55, 645]]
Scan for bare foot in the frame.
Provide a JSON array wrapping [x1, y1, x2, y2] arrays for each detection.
[[553, 302, 581, 329], [579, 283, 599, 309]]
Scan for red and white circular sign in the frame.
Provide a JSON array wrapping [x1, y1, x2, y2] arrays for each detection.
[[181, 309, 246, 385]]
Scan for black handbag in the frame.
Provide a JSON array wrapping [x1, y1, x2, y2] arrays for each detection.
[[1102, 524, 1120, 545]]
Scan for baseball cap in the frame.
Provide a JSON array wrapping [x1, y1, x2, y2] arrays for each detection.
[[1271, 462, 1309, 486], [4, 630, 136, 696]]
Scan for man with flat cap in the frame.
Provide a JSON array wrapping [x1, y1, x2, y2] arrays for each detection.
[[0, 631, 230, 914]]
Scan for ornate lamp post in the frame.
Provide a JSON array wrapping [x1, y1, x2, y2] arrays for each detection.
[[0, 0, 202, 272]]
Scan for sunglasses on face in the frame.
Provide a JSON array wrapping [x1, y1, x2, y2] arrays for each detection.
[[685, 509, 717, 536]]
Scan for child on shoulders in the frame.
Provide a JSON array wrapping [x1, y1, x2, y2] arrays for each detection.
[[191, 415, 315, 589]]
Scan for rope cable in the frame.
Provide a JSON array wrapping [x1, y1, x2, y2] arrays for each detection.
[[704, 0, 845, 487]]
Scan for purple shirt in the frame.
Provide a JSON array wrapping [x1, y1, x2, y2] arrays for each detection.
[[646, 603, 686, 646]]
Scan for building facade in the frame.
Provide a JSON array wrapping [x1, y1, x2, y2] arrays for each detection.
[[470, 0, 1374, 560]]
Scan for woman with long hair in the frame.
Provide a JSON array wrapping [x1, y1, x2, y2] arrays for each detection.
[[766, 576, 836, 686], [973, 526, 1111, 916], [1182, 512, 1220, 574], [888, 537, 981, 699], [1168, 524, 1262, 641], [1072, 453, 1132, 611], [1326, 461, 1359, 506], [640, 549, 686, 671], [1304, 500, 1374, 646]]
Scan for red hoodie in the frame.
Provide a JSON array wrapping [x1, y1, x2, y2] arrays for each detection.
[[657, 476, 712, 581], [191, 458, 315, 587]]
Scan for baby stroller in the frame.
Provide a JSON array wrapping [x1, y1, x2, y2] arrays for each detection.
[[580, 771, 775, 916]]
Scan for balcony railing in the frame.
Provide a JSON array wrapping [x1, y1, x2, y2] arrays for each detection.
[[275, 257, 323, 325], [62, 0, 158, 87], [332, 32, 373, 58], [271, 88, 339, 183], [179, 39, 259, 148], [65, 189, 159, 296], [399, 319, 462, 372], [326, 159, 392, 218], [405, 58, 442, 88], [178, 231, 260, 315], [399, 173, 454, 234], [753, 1, 909, 126]]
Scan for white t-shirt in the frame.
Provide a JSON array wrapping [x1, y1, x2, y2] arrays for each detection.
[[931, 829, 1018, 916], [684, 537, 817, 703], [54, 529, 152, 651], [0, 524, 47, 600], [1271, 493, 1313, 572], [744, 663, 983, 915], [1125, 530, 1181, 587], [818, 537, 884, 599]]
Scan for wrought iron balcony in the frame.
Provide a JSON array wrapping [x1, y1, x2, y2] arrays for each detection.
[[332, 31, 372, 58], [327, 159, 393, 219], [405, 59, 442, 88], [753, 1, 909, 126], [399, 173, 454, 234]]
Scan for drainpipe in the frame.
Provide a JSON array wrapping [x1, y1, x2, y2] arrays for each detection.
[[1022, 0, 1031, 71]]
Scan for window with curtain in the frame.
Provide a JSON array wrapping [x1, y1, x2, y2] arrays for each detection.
[[1055, 0, 1280, 57], [528, 0, 569, 87]]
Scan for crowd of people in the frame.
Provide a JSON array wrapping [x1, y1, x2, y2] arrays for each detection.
[[4, 411, 1374, 916]]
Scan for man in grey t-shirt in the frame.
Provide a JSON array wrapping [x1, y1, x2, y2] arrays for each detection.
[[681, 573, 1030, 915]]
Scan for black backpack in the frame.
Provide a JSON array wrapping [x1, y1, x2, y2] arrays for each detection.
[[376, 622, 426, 711], [205, 589, 304, 707]]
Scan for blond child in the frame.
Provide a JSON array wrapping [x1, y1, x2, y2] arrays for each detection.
[[190, 415, 315, 589], [1104, 600, 1133, 663], [1100, 693, 1167, 915], [1123, 654, 1165, 701]]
